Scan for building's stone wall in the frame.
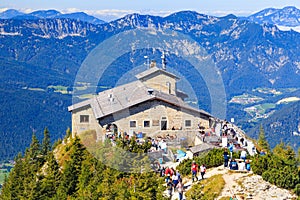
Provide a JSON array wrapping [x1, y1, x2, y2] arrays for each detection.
[[141, 72, 177, 95], [71, 105, 103, 139], [101, 100, 210, 137], [72, 100, 210, 143]]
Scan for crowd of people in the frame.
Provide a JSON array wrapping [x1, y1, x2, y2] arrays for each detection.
[[150, 138, 168, 153], [157, 147, 253, 199], [163, 161, 208, 200], [223, 148, 251, 171], [162, 167, 183, 199]]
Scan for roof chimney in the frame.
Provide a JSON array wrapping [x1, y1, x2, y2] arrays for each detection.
[[150, 60, 156, 68]]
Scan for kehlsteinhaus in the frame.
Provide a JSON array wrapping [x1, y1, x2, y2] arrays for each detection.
[[68, 61, 214, 142]]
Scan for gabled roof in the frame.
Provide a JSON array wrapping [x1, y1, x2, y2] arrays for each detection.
[[135, 66, 179, 80], [68, 80, 212, 119]]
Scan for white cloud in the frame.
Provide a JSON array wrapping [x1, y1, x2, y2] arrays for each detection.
[[0, 8, 9, 12], [21, 8, 35, 13], [202, 10, 254, 17], [61, 8, 81, 14]]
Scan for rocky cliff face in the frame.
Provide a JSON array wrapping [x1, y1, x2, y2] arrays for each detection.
[[0, 18, 98, 39], [1, 12, 300, 91]]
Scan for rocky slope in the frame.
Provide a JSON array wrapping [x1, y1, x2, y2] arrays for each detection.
[[172, 165, 297, 200]]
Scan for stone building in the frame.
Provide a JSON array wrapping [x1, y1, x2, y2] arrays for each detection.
[[68, 64, 214, 142]]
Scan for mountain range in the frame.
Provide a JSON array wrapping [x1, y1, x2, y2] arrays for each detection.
[[0, 7, 300, 160], [0, 9, 106, 24], [246, 6, 300, 27]]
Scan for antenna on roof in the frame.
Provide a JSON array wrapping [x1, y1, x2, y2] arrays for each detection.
[[161, 51, 166, 70]]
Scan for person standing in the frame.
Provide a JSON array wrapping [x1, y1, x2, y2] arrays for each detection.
[[176, 178, 184, 200], [165, 167, 172, 183], [172, 172, 179, 189], [224, 148, 229, 168], [245, 160, 251, 172], [167, 179, 174, 198], [229, 142, 234, 159], [176, 170, 181, 180], [191, 161, 198, 182], [240, 149, 247, 162], [200, 164, 206, 179]]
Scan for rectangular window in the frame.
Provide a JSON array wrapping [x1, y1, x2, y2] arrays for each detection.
[[144, 120, 150, 127], [130, 121, 137, 128], [185, 120, 191, 127], [80, 115, 89, 123]]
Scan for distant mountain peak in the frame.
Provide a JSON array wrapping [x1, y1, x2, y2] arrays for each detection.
[[282, 6, 298, 10], [0, 9, 105, 24], [247, 6, 300, 27], [30, 9, 61, 18], [57, 12, 105, 24], [166, 10, 210, 18], [0, 9, 24, 19], [220, 14, 237, 20]]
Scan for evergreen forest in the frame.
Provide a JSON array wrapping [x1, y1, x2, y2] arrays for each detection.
[[1, 127, 300, 199], [0, 129, 167, 200]]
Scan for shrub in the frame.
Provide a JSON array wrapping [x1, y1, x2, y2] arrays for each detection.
[[294, 184, 300, 196], [252, 152, 300, 191], [176, 148, 241, 176]]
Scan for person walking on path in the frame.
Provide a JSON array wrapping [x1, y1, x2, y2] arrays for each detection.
[[165, 167, 173, 183], [229, 142, 234, 159], [200, 164, 206, 179], [191, 160, 199, 182], [224, 148, 229, 168], [166, 179, 174, 199], [245, 160, 251, 172], [176, 178, 184, 200], [240, 149, 247, 162], [171, 172, 179, 189]]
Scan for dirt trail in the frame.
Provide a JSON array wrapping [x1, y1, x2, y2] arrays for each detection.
[[164, 165, 296, 200], [217, 171, 251, 199], [165, 165, 228, 200]]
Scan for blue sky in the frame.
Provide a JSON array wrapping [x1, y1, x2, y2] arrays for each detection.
[[1, 0, 300, 21]]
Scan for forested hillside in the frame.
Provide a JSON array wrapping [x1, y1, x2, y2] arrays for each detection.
[[0, 130, 167, 199], [248, 101, 300, 150]]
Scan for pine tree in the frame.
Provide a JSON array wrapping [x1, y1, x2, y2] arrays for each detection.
[[0, 153, 24, 200], [66, 127, 72, 138], [41, 127, 51, 156], [39, 152, 61, 199], [27, 133, 41, 160], [57, 136, 86, 198], [23, 133, 42, 199], [297, 147, 300, 165], [76, 155, 96, 199], [257, 124, 270, 153]]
